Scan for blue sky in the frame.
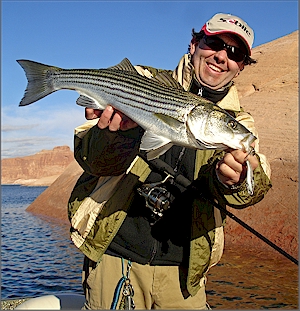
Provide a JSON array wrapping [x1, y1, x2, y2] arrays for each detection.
[[2, 0, 298, 158]]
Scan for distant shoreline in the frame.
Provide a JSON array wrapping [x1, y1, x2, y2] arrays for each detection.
[[1, 184, 48, 187]]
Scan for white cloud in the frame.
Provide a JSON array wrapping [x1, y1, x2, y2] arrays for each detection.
[[1, 102, 87, 158], [2, 124, 39, 132]]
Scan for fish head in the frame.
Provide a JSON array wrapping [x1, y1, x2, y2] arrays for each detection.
[[187, 104, 256, 152]]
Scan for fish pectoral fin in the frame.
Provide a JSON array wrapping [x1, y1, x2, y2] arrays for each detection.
[[154, 113, 185, 127], [76, 95, 101, 110]]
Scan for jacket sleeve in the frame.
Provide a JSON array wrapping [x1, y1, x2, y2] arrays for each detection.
[[193, 150, 272, 209], [74, 124, 144, 176]]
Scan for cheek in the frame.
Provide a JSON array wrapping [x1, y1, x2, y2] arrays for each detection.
[[228, 60, 242, 76], [192, 49, 211, 69]]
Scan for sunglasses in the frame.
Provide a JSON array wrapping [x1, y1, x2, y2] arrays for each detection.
[[202, 35, 246, 62]]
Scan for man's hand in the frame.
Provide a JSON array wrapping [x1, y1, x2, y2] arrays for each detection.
[[215, 146, 258, 187], [85, 107, 138, 131]]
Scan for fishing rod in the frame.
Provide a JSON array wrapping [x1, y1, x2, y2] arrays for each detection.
[[210, 201, 298, 265], [140, 155, 298, 266]]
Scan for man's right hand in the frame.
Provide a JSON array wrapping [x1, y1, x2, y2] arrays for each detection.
[[85, 106, 138, 131]]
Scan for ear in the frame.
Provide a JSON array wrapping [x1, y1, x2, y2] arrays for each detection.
[[239, 62, 245, 72], [234, 64, 245, 78], [189, 41, 197, 55]]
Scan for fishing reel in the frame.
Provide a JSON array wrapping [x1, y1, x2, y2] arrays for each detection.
[[137, 174, 174, 225]]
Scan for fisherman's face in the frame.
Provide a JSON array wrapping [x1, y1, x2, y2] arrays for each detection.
[[190, 33, 246, 90]]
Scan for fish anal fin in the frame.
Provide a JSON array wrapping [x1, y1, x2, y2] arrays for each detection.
[[140, 131, 172, 157], [145, 143, 174, 160]]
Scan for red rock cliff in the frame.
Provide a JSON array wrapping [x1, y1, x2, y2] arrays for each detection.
[[1, 146, 74, 186]]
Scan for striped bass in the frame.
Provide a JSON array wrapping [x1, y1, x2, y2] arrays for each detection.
[[17, 58, 256, 195], [17, 58, 256, 153], [17, 58, 255, 193]]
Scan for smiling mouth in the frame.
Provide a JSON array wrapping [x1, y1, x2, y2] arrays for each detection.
[[208, 63, 223, 73]]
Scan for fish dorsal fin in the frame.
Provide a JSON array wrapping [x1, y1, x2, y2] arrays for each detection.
[[76, 95, 100, 109], [108, 58, 138, 73], [152, 71, 184, 90], [76, 58, 137, 109], [109, 59, 183, 91]]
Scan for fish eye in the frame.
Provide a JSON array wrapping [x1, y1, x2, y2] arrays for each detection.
[[228, 120, 237, 129]]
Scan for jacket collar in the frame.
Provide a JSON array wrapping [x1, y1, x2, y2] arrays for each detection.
[[172, 54, 242, 112]]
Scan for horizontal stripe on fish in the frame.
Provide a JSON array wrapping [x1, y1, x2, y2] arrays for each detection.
[[50, 69, 197, 119]]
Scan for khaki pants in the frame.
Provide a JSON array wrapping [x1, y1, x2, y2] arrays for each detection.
[[82, 254, 208, 310]]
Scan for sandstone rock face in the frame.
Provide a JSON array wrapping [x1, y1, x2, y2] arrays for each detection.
[[224, 31, 298, 259], [14, 31, 299, 259], [1, 146, 74, 186], [25, 160, 83, 222]]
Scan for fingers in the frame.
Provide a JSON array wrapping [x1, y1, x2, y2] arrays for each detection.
[[97, 106, 120, 131], [119, 115, 139, 131], [92, 106, 138, 131], [85, 108, 102, 120], [216, 153, 245, 186], [226, 148, 258, 170], [216, 148, 259, 186]]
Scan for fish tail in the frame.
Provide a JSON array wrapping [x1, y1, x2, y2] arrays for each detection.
[[17, 60, 60, 106]]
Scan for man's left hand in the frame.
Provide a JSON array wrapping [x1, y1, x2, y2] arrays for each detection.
[[215, 147, 258, 187]]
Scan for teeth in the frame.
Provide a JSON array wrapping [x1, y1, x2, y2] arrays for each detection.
[[208, 64, 222, 72]]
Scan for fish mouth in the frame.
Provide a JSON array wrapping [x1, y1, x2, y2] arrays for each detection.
[[240, 134, 257, 153]]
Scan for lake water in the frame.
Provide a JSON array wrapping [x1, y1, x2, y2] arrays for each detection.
[[1, 185, 83, 300], [1, 185, 298, 308]]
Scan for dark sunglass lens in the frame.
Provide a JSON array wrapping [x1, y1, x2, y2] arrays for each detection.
[[227, 47, 245, 62], [204, 35, 245, 62], [204, 36, 223, 50]]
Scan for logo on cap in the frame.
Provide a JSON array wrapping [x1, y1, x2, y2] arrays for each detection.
[[219, 17, 252, 37]]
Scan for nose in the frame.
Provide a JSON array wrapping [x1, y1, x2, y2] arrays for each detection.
[[214, 49, 228, 63]]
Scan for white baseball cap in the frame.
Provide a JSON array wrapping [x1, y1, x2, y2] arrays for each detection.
[[201, 13, 254, 55]]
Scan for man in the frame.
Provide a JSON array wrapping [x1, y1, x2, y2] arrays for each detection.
[[68, 13, 272, 309]]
